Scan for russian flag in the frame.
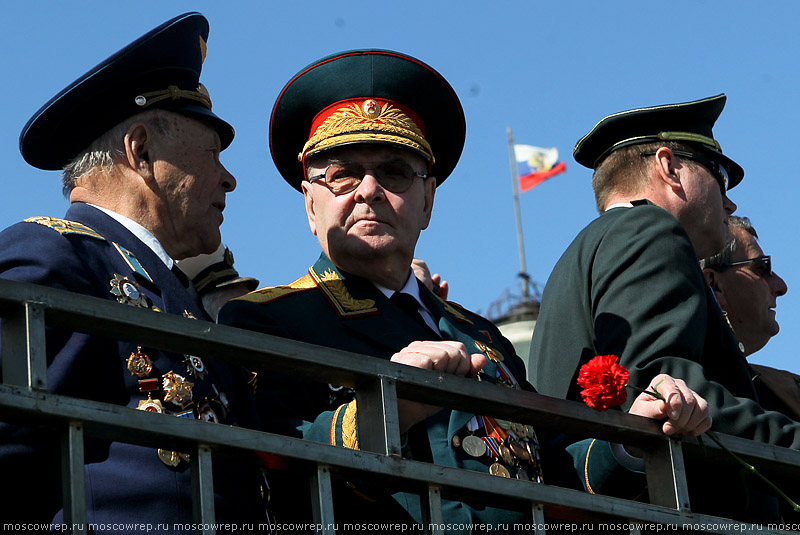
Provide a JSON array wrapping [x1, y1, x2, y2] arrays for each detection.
[[514, 144, 566, 192]]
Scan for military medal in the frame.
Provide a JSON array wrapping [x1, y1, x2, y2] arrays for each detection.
[[452, 434, 462, 449], [211, 385, 229, 419], [489, 462, 511, 478], [499, 443, 515, 466], [158, 449, 190, 467], [137, 395, 164, 413], [109, 274, 148, 307], [127, 346, 152, 378], [494, 418, 511, 430], [183, 355, 207, 380], [461, 435, 486, 457], [516, 466, 531, 481], [509, 439, 531, 462], [474, 341, 503, 362], [162, 371, 194, 407], [197, 400, 219, 423], [138, 378, 159, 392]]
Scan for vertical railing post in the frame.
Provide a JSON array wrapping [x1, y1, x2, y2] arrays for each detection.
[[355, 376, 402, 456], [62, 421, 87, 535], [644, 438, 691, 511], [530, 503, 546, 534], [421, 485, 443, 535], [2, 302, 47, 390], [192, 444, 216, 535], [310, 464, 336, 535]]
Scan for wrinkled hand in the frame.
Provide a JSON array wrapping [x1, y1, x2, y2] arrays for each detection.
[[391, 340, 486, 432], [629, 374, 711, 437], [411, 258, 449, 299]]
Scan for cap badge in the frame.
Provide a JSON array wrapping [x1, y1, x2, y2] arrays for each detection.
[[362, 99, 381, 119]]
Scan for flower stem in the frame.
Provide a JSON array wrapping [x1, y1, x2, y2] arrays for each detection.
[[704, 430, 800, 512], [626, 380, 665, 401]]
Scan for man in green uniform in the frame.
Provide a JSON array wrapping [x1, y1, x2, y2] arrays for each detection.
[[529, 95, 800, 521], [220, 50, 710, 533]]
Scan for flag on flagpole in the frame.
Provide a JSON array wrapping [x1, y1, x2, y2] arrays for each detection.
[[514, 144, 566, 192]]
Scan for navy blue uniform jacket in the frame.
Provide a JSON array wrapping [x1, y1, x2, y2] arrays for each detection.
[[0, 203, 264, 531]]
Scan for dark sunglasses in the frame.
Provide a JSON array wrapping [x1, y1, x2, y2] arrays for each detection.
[[722, 255, 772, 279], [307, 160, 429, 195], [640, 149, 730, 192]]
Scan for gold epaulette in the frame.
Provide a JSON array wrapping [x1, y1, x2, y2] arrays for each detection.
[[234, 274, 316, 304], [24, 216, 104, 240]]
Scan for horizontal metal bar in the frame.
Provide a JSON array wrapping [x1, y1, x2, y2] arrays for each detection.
[[0, 385, 789, 533], [1, 279, 798, 474], [1, 280, 800, 535]]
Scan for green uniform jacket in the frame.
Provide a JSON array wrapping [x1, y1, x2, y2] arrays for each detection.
[[529, 201, 800, 521], [219, 253, 640, 534]]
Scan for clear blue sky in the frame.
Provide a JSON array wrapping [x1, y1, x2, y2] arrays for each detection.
[[2, 1, 798, 373]]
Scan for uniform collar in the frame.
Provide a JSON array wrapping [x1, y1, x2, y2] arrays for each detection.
[[604, 201, 634, 211], [373, 268, 423, 308], [87, 204, 174, 269]]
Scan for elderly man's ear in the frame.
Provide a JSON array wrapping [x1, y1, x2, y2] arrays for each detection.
[[124, 123, 155, 181], [703, 268, 727, 308]]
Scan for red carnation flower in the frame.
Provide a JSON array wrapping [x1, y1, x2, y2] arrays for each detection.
[[577, 354, 630, 411]]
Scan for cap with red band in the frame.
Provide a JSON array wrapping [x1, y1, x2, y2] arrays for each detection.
[[270, 49, 465, 192]]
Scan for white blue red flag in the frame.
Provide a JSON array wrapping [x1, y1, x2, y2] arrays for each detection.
[[514, 144, 566, 192]]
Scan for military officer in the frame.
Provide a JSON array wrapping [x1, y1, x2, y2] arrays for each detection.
[[0, 13, 266, 528], [529, 96, 800, 521], [219, 50, 711, 533]]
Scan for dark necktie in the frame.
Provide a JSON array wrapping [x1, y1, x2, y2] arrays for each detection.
[[391, 292, 438, 339]]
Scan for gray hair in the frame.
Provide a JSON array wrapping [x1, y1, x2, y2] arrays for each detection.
[[699, 216, 758, 271], [61, 110, 172, 197]]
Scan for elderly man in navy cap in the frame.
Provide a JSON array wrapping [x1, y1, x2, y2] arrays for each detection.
[[0, 13, 266, 528], [220, 50, 711, 534], [530, 96, 800, 521]]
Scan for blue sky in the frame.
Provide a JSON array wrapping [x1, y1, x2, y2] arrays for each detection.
[[2, 1, 798, 373]]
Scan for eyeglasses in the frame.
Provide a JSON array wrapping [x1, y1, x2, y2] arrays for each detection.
[[723, 255, 772, 279], [640, 149, 730, 192], [307, 160, 429, 195]]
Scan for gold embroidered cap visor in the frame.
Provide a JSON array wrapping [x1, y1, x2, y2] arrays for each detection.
[[20, 12, 234, 171], [301, 97, 434, 173], [573, 94, 744, 190], [270, 49, 466, 192]]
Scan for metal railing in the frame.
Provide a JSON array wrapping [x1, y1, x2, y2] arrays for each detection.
[[1, 278, 799, 535]]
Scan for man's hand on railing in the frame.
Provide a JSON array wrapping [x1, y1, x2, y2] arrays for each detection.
[[629, 374, 712, 437], [390, 340, 485, 432]]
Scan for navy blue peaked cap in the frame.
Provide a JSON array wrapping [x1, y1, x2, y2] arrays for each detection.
[[20, 12, 234, 171], [574, 94, 744, 189], [270, 49, 466, 191]]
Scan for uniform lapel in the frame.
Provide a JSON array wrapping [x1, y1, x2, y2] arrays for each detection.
[[66, 203, 206, 320], [309, 254, 431, 355]]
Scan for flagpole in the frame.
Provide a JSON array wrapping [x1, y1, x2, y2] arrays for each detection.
[[507, 126, 530, 300]]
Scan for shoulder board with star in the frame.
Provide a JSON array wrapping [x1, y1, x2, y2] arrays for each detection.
[[234, 274, 317, 304], [24, 216, 104, 240]]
